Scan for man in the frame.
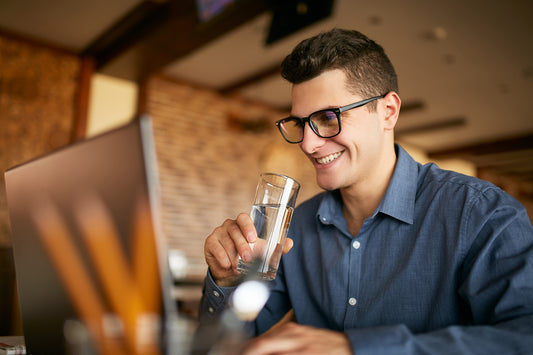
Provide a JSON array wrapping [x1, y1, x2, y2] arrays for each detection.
[[199, 29, 533, 354]]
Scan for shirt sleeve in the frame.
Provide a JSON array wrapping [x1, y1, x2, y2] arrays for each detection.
[[198, 268, 237, 324], [346, 316, 533, 355], [198, 263, 291, 334], [346, 187, 533, 354], [195, 270, 258, 353]]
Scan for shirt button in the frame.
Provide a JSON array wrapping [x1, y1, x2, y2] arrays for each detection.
[[213, 290, 220, 297], [348, 297, 357, 306], [208, 307, 215, 313], [352, 241, 361, 249]]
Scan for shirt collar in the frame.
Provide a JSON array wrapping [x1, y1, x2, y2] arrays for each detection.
[[376, 144, 417, 224], [317, 144, 417, 227]]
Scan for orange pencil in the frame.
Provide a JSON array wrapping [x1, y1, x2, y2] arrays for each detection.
[[31, 198, 127, 355], [75, 194, 160, 355]]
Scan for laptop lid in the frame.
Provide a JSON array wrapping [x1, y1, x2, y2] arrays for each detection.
[[4, 116, 180, 355]]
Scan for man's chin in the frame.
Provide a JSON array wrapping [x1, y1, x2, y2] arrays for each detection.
[[316, 177, 339, 191]]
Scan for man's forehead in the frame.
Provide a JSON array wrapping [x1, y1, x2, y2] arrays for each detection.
[[290, 71, 362, 116]]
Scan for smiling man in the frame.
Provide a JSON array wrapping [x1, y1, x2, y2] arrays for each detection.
[[199, 29, 533, 354]]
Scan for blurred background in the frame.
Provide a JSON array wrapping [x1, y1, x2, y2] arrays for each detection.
[[1, 0, 532, 335]]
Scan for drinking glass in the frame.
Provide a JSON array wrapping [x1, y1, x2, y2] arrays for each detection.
[[236, 173, 300, 280]]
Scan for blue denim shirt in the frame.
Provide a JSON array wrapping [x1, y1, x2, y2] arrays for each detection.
[[200, 144, 533, 354]]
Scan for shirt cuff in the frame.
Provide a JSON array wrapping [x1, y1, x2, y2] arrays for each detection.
[[200, 269, 238, 321]]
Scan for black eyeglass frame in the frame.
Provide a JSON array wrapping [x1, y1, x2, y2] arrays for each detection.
[[275, 94, 386, 144]]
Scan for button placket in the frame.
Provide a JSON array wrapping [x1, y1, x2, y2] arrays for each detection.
[[347, 239, 361, 315]]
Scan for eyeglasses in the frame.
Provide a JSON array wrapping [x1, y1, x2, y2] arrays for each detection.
[[275, 95, 386, 144]]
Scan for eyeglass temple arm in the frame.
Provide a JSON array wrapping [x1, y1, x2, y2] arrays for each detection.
[[339, 94, 386, 112]]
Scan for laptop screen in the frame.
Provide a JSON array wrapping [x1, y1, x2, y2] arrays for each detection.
[[5, 117, 180, 355]]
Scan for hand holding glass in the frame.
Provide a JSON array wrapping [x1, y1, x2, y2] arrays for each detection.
[[237, 173, 300, 280]]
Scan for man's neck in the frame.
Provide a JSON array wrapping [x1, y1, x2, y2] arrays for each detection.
[[340, 147, 397, 236]]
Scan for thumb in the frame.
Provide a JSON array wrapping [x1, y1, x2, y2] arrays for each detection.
[[282, 238, 294, 254]]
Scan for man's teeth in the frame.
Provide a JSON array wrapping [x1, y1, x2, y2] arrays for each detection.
[[316, 152, 342, 164]]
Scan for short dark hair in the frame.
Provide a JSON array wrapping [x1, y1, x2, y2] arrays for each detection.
[[281, 28, 398, 109]]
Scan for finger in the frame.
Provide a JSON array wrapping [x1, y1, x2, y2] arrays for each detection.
[[219, 224, 244, 270], [242, 325, 304, 355], [228, 213, 256, 262], [282, 237, 294, 254], [205, 219, 242, 267], [218, 233, 241, 268], [243, 324, 351, 355], [205, 236, 241, 286], [236, 213, 258, 243], [204, 229, 233, 271], [241, 236, 288, 260]]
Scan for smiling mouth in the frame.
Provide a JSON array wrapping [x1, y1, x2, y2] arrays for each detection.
[[316, 152, 342, 165]]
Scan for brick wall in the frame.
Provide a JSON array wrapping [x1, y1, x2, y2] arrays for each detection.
[[0, 34, 81, 247], [0, 33, 81, 335], [145, 76, 322, 279]]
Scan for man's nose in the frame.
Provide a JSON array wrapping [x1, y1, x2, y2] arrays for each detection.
[[299, 123, 325, 154]]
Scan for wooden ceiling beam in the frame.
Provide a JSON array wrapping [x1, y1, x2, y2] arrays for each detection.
[[427, 133, 533, 159], [83, 0, 271, 83], [81, 0, 171, 68]]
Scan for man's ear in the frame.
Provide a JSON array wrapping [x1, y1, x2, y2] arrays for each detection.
[[382, 91, 401, 131]]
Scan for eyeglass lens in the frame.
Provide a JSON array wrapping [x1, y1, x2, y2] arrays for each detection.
[[280, 110, 339, 143]]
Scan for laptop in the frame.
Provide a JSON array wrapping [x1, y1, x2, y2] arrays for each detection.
[[4, 116, 184, 355]]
